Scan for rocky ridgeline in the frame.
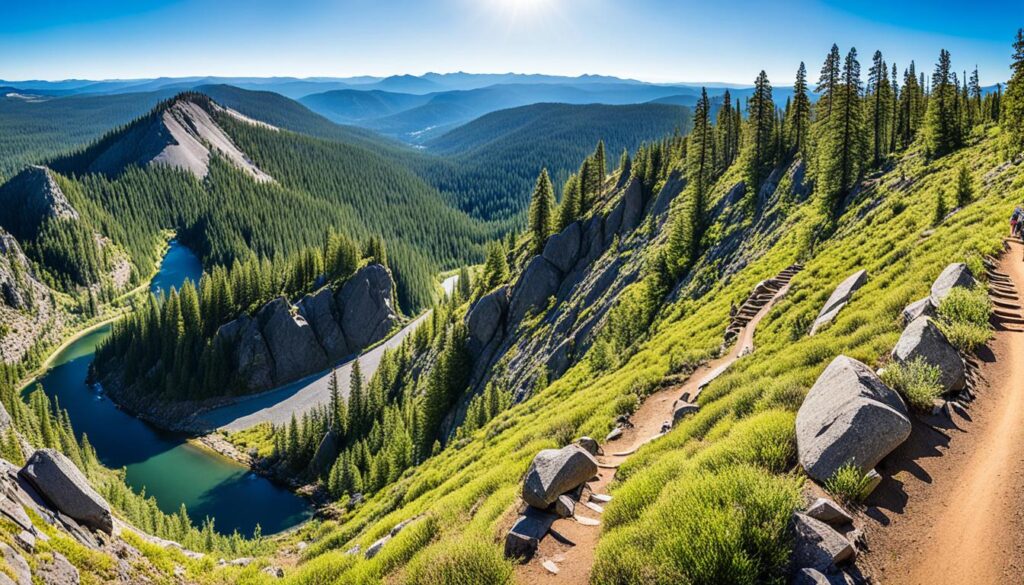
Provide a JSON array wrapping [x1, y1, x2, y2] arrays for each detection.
[[462, 175, 655, 426], [212, 263, 398, 394], [791, 263, 978, 582], [504, 441, 600, 559]]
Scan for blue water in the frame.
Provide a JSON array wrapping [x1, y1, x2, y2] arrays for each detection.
[[24, 241, 310, 536]]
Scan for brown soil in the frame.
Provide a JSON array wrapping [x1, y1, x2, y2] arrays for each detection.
[[860, 242, 1024, 584], [514, 271, 797, 584]]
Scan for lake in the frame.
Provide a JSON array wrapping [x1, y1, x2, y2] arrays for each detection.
[[23, 240, 311, 536]]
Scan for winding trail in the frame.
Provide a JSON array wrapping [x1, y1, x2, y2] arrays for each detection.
[[864, 242, 1024, 584], [195, 275, 458, 432], [515, 265, 800, 584]]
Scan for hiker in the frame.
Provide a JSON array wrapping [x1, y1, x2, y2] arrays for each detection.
[[1012, 206, 1023, 238]]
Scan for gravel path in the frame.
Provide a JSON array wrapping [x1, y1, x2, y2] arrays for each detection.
[[197, 275, 458, 431]]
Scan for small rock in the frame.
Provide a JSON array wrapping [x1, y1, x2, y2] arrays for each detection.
[[344, 544, 360, 556], [791, 513, 856, 572], [589, 493, 612, 504], [262, 566, 285, 578], [364, 535, 391, 559], [541, 560, 560, 575], [793, 567, 855, 585], [575, 437, 600, 456], [605, 428, 623, 441], [14, 530, 34, 553], [504, 508, 556, 560], [584, 501, 604, 514], [553, 495, 574, 518], [228, 557, 252, 567], [902, 297, 935, 325], [859, 469, 882, 499], [0, 543, 30, 585], [575, 515, 600, 526], [806, 498, 853, 526]]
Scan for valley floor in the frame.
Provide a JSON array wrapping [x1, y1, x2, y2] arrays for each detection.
[[863, 240, 1024, 583]]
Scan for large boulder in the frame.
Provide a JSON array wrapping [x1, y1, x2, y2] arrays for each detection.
[[522, 445, 598, 509], [298, 288, 349, 361], [231, 316, 275, 391], [929, 263, 977, 307], [790, 513, 856, 573], [810, 270, 868, 335], [796, 356, 911, 483], [466, 287, 508, 358], [337, 264, 398, 349], [507, 256, 562, 326], [18, 449, 112, 535], [257, 298, 328, 384], [891, 316, 966, 392], [542, 222, 581, 273]]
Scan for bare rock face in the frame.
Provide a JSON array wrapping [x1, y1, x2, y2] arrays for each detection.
[[810, 270, 868, 335], [0, 542, 30, 585], [18, 449, 112, 535], [796, 356, 911, 483], [542, 222, 581, 273], [257, 298, 328, 384], [297, 288, 349, 361], [891, 316, 966, 392], [466, 287, 508, 358], [522, 445, 598, 509], [620, 176, 644, 233], [508, 256, 561, 326], [929, 263, 976, 307], [217, 315, 275, 391], [337, 264, 398, 350], [36, 551, 79, 585]]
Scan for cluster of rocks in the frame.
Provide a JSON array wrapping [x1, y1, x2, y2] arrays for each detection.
[[504, 440, 600, 559], [791, 497, 862, 584], [809, 270, 868, 336], [212, 263, 398, 393]]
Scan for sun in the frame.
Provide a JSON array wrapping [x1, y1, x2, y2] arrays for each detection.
[[490, 0, 554, 19]]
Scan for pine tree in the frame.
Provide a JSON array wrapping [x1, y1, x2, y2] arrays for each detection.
[[744, 71, 776, 196], [527, 169, 555, 255], [347, 359, 364, 437], [594, 140, 607, 179], [817, 44, 842, 121], [926, 49, 962, 157], [868, 50, 893, 167], [933, 188, 948, 225], [789, 62, 811, 157], [1003, 29, 1024, 156], [817, 47, 866, 220], [955, 163, 974, 207]]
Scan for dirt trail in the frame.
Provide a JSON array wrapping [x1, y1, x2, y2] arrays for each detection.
[[864, 242, 1024, 584], [516, 266, 800, 584]]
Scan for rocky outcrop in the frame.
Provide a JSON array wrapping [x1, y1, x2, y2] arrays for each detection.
[[297, 288, 349, 360], [507, 256, 562, 326], [521, 445, 598, 509], [82, 96, 273, 183], [542, 222, 580, 273], [18, 450, 112, 535], [796, 355, 911, 483], [901, 297, 935, 325], [337, 263, 398, 350], [211, 263, 397, 394], [0, 166, 79, 239], [929, 263, 976, 307], [810, 270, 867, 335], [257, 298, 328, 383], [891, 316, 966, 392], [466, 287, 508, 359]]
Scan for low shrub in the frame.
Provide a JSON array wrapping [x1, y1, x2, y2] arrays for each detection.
[[400, 537, 512, 585], [936, 286, 992, 352], [881, 357, 944, 411], [824, 463, 875, 505]]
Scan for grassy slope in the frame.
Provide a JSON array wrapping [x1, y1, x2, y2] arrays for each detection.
[[260, 127, 1019, 585]]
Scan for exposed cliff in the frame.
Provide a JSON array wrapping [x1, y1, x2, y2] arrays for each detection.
[[0, 228, 62, 363]]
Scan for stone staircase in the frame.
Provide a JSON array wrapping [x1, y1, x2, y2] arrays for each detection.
[[723, 263, 803, 345]]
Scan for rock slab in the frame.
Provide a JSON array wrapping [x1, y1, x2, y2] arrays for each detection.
[[19, 449, 112, 535], [791, 513, 856, 572], [810, 270, 868, 335]]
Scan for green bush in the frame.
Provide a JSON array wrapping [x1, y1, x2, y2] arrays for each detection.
[[824, 463, 875, 505], [400, 538, 512, 585], [881, 357, 944, 411], [938, 320, 992, 353], [592, 465, 801, 585], [937, 286, 991, 327]]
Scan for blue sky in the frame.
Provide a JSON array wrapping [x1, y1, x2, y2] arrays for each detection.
[[1, 0, 1018, 85]]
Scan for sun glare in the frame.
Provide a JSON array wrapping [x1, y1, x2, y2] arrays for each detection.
[[491, 0, 553, 20]]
